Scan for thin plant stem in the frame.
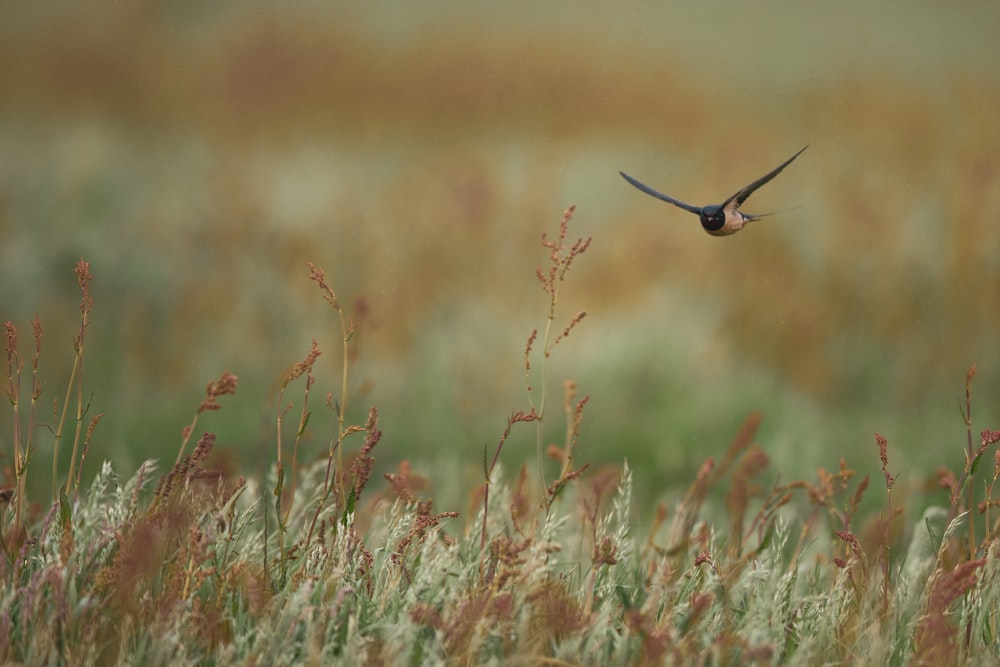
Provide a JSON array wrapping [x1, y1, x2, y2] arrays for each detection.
[[273, 342, 319, 586], [3, 319, 41, 549], [964, 365, 975, 557], [278, 339, 321, 525], [308, 262, 355, 507], [525, 205, 590, 500], [52, 353, 79, 500], [54, 259, 93, 500]]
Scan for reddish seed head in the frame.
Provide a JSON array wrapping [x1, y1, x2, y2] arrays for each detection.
[[198, 371, 239, 413], [350, 406, 382, 498], [835, 530, 862, 557], [3, 322, 15, 356], [285, 340, 322, 387], [307, 261, 340, 309], [930, 559, 985, 610], [563, 310, 586, 338], [593, 536, 618, 566], [524, 329, 538, 372], [31, 316, 42, 370], [74, 258, 94, 317], [560, 204, 576, 231], [875, 433, 888, 467], [85, 413, 104, 442], [875, 433, 894, 488]]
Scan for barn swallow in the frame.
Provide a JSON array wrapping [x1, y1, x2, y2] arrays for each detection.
[[620, 145, 807, 236]]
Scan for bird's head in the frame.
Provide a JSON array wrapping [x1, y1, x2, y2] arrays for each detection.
[[699, 206, 727, 232]]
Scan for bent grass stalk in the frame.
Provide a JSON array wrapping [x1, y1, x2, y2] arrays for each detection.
[[276, 339, 322, 523], [480, 408, 537, 559], [308, 262, 356, 507], [273, 340, 322, 585], [175, 372, 239, 466], [288, 264, 365, 562], [303, 422, 364, 551]]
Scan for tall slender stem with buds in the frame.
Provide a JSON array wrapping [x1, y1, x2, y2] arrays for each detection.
[[525, 205, 590, 495]]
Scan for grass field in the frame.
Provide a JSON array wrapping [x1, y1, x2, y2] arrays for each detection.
[[3, 212, 1000, 664], [3, 3, 1000, 664]]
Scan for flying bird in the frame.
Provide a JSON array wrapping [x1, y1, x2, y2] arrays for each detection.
[[620, 145, 807, 236]]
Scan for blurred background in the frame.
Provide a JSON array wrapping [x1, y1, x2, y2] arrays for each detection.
[[2, 2, 999, 516]]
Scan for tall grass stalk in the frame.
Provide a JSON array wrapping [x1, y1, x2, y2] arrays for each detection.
[[963, 365, 977, 557], [52, 259, 93, 501], [307, 262, 356, 504], [524, 205, 590, 498], [273, 339, 321, 585], [3, 317, 42, 553]]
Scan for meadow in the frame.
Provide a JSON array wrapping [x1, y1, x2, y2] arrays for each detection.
[[3, 3, 1000, 664], [3, 208, 1000, 664]]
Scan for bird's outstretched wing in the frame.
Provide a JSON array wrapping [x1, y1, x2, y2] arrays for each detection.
[[619, 171, 702, 214], [721, 145, 808, 212]]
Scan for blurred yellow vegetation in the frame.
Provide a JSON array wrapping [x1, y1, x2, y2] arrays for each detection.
[[1, 4, 998, 485]]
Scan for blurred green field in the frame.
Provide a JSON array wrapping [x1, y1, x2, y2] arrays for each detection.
[[2, 2, 999, 517]]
